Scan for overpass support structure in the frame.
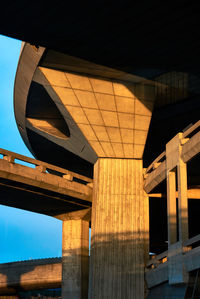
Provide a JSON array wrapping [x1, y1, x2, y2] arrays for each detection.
[[144, 121, 200, 297], [166, 133, 189, 285], [14, 43, 157, 298], [61, 209, 91, 299], [90, 158, 149, 299]]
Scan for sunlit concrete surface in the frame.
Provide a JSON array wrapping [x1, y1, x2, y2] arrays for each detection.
[[1, 2, 200, 298], [0, 148, 92, 217], [0, 258, 61, 295]]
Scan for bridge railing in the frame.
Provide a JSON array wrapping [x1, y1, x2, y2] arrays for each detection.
[[145, 120, 200, 288], [145, 233, 200, 288], [0, 148, 92, 185], [146, 233, 200, 270], [183, 120, 200, 138], [146, 250, 168, 269], [146, 234, 200, 270], [144, 120, 200, 193], [183, 234, 200, 249]]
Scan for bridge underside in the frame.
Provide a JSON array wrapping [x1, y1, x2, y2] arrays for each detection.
[[11, 43, 200, 298], [1, 2, 200, 299], [1, 2, 200, 173], [0, 149, 92, 218], [0, 178, 90, 217], [0, 1, 200, 75], [13, 42, 200, 254]]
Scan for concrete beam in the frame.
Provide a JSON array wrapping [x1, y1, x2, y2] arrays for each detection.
[[182, 131, 200, 163], [144, 161, 166, 193], [148, 189, 200, 199], [0, 159, 92, 203]]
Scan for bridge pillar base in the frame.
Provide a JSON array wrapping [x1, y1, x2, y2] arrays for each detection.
[[61, 209, 90, 299], [89, 158, 149, 299]]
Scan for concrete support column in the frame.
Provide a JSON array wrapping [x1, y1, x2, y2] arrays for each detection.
[[166, 133, 189, 285], [177, 156, 188, 243], [167, 169, 177, 245], [61, 209, 90, 299], [89, 158, 148, 299], [166, 133, 189, 244]]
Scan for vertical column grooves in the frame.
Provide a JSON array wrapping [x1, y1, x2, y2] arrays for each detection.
[[62, 219, 89, 299], [89, 158, 147, 299]]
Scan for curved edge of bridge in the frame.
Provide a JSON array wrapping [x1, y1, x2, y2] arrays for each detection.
[[0, 148, 93, 217], [144, 120, 200, 193], [146, 234, 200, 288], [144, 119, 200, 298]]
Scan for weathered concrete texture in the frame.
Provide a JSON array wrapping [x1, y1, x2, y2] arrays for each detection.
[[0, 148, 92, 217], [0, 156, 92, 203], [0, 258, 61, 295], [62, 217, 89, 299], [89, 158, 148, 299]]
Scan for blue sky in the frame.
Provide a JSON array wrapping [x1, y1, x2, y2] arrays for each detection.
[[0, 35, 62, 263]]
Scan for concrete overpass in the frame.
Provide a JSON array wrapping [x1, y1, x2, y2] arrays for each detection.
[[0, 1, 200, 75], [1, 2, 200, 298], [0, 148, 92, 218], [0, 148, 92, 298], [0, 121, 200, 298], [0, 258, 61, 295], [1, 229, 200, 297], [142, 120, 200, 297]]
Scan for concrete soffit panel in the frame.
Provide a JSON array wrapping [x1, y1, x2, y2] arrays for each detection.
[[15, 43, 161, 162], [33, 65, 156, 159]]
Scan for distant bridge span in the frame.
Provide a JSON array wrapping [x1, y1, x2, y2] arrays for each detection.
[[1, 234, 200, 295], [0, 258, 61, 295]]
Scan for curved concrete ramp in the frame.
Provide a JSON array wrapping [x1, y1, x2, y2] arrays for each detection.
[[144, 120, 200, 194], [0, 148, 92, 217]]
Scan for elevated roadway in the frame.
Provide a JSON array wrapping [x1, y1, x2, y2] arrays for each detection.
[[144, 120, 200, 194], [0, 148, 92, 218], [1, 4, 200, 297], [1, 233, 200, 296], [144, 120, 200, 297], [0, 258, 61, 295], [146, 234, 200, 289]]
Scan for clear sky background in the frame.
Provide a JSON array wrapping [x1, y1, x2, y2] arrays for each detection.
[[0, 35, 62, 263]]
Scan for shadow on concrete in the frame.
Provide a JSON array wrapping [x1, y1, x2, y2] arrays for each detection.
[[89, 231, 149, 299], [0, 258, 61, 296]]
